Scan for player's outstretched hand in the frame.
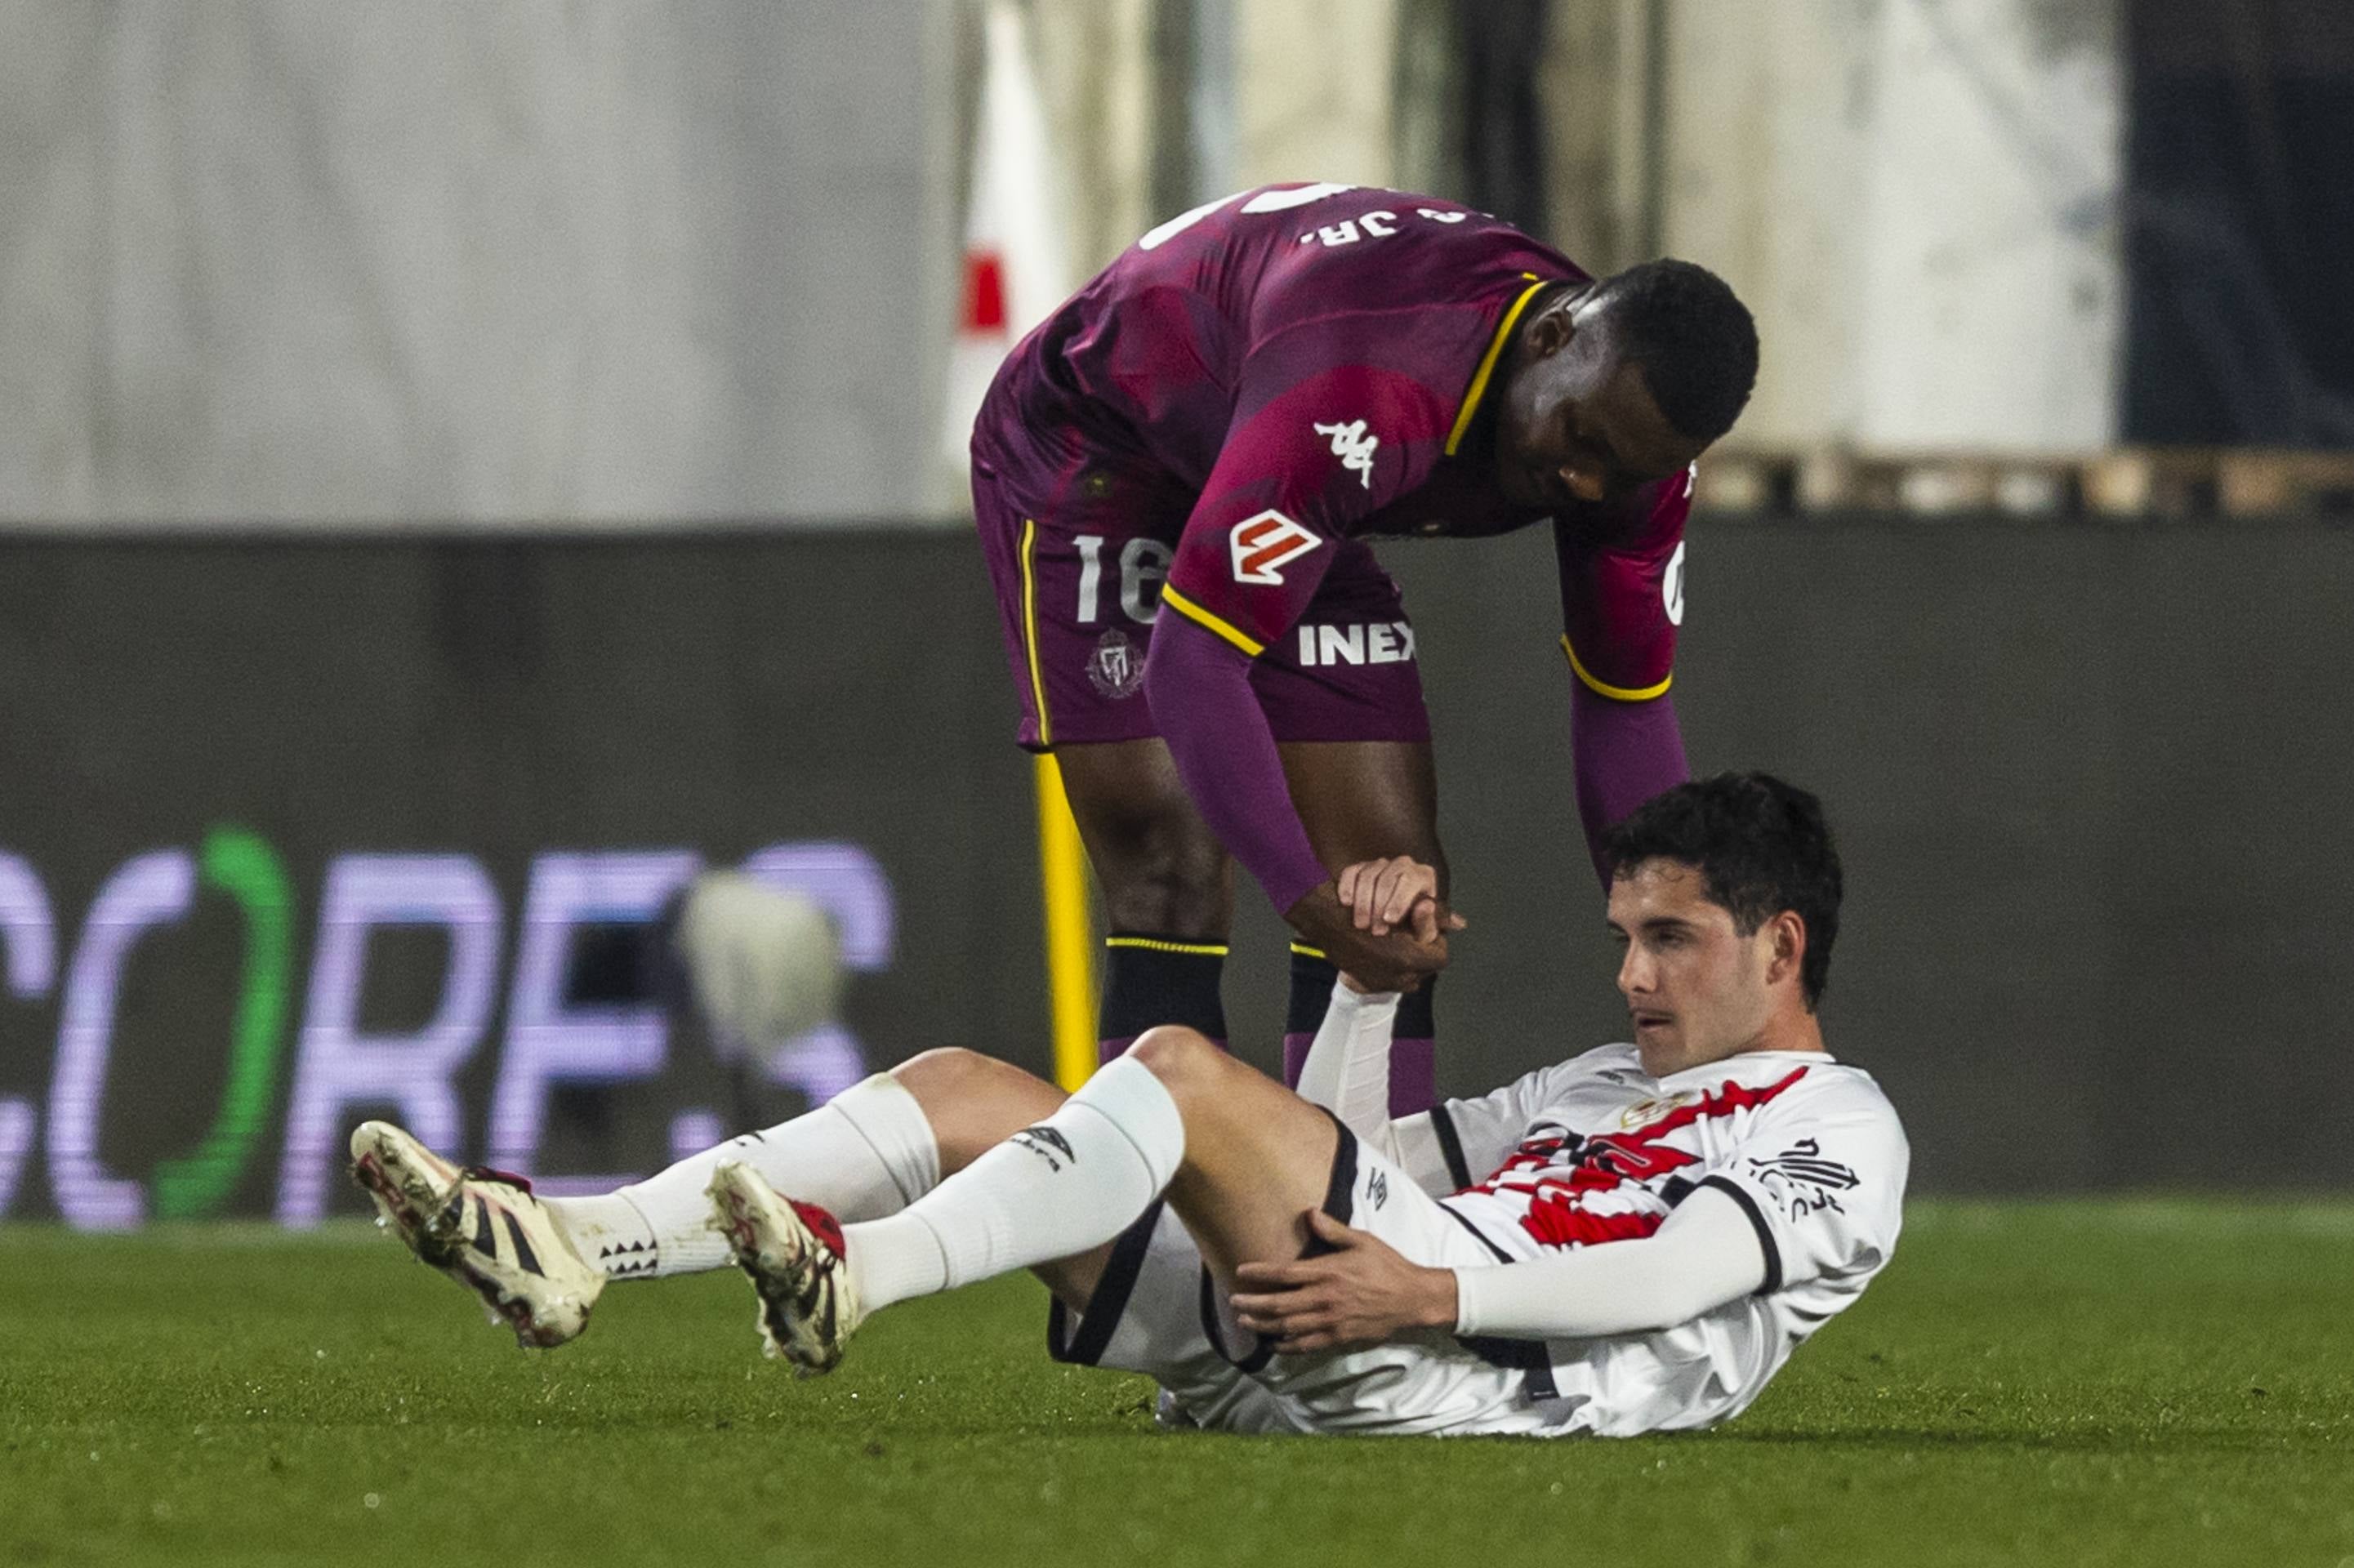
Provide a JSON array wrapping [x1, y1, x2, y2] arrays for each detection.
[[1285, 880, 1450, 992], [1335, 856, 1467, 942], [1289, 862, 1463, 992], [1228, 1209, 1459, 1353]]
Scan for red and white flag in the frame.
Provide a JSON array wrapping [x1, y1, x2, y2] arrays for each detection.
[[941, 0, 1072, 470]]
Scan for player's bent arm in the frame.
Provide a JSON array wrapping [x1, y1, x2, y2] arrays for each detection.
[[1144, 611, 1331, 915], [1151, 354, 1451, 922], [1451, 1186, 1768, 1339], [1554, 476, 1692, 881], [1292, 981, 1403, 1156], [1569, 683, 1688, 887]]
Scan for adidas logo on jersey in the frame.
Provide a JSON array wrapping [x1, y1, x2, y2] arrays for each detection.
[[1228, 511, 1322, 585]]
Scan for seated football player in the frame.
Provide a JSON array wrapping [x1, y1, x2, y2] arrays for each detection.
[[353, 773, 1906, 1439]]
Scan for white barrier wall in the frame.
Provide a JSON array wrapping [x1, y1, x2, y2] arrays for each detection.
[[0, 1, 2132, 528], [1185, 0, 2127, 456], [1663, 0, 2124, 454], [0, 2, 955, 526]]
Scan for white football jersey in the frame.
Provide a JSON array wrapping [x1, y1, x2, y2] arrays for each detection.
[[1420, 1045, 1908, 1437]]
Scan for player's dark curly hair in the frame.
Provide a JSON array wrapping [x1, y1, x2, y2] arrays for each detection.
[[1593, 259, 1759, 445], [1600, 772, 1841, 1010]]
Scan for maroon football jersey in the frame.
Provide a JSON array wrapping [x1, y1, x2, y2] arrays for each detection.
[[975, 182, 1690, 699]]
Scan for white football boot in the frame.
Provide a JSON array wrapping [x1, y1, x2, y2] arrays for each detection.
[[349, 1121, 604, 1349], [707, 1160, 863, 1375]]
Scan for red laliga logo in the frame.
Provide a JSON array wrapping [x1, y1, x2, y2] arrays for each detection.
[[1228, 511, 1321, 585]]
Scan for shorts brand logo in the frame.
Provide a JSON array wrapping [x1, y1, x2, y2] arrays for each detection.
[[1229, 511, 1322, 585]]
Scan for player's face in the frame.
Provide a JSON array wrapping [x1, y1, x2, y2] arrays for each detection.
[[1607, 859, 1778, 1077], [1494, 305, 1705, 516]]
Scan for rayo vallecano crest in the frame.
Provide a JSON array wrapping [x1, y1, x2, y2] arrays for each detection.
[[1618, 1090, 1700, 1130], [1087, 629, 1145, 699]]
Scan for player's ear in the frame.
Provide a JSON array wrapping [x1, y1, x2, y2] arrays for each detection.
[[1527, 297, 1576, 359], [1766, 911, 1807, 991]]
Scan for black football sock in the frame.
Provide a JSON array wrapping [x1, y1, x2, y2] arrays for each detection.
[[1389, 981, 1437, 1116], [1098, 934, 1228, 1064], [1283, 946, 1437, 1113], [1281, 943, 1339, 1086]]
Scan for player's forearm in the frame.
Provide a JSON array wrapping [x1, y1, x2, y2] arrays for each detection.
[[1450, 1185, 1763, 1339], [1569, 683, 1688, 887], [1292, 982, 1402, 1156], [1144, 614, 1329, 913]]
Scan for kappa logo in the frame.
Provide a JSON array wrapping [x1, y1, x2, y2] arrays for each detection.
[[1011, 1124, 1076, 1172], [1228, 511, 1322, 585], [1313, 419, 1380, 489]]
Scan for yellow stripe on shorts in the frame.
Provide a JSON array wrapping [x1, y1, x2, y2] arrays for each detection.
[[1019, 518, 1052, 746]]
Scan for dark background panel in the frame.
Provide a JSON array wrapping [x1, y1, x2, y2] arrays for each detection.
[[1391, 516, 2354, 1192], [2124, 0, 2354, 446], [0, 535, 1050, 1223]]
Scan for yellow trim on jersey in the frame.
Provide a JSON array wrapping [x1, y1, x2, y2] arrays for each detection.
[[1019, 519, 1053, 746], [1562, 634, 1674, 702], [1160, 586, 1267, 657], [1288, 942, 1330, 961], [1445, 274, 1552, 457], [1105, 936, 1232, 957]]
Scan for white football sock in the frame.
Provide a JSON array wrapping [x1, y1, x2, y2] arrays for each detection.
[[547, 1073, 940, 1280], [845, 1055, 1185, 1313]]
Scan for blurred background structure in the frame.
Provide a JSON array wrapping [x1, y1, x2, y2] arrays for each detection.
[[0, 0, 2348, 1227]]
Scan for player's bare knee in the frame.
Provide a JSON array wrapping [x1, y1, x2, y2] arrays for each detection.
[[1124, 1025, 1229, 1102], [889, 1047, 1001, 1115], [892, 1048, 1063, 1174]]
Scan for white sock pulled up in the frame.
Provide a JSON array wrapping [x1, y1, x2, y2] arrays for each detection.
[[845, 1054, 1186, 1313], [546, 1073, 940, 1279]]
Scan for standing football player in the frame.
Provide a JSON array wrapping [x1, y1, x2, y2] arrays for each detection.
[[969, 181, 1758, 1112]]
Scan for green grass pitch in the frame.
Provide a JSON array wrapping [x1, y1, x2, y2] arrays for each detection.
[[3, 1200, 2351, 1567]]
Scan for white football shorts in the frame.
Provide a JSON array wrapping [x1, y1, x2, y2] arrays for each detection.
[[1047, 1117, 1564, 1437]]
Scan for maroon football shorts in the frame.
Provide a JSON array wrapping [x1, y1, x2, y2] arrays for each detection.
[[973, 457, 1432, 752]]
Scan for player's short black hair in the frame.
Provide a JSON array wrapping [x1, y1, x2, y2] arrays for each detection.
[[1601, 772, 1841, 1010], [1591, 259, 1759, 445]]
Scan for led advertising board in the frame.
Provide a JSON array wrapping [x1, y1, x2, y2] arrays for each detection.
[[0, 835, 893, 1229], [0, 534, 1043, 1227]]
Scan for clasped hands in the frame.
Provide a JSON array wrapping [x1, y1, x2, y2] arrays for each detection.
[[1284, 854, 1467, 994]]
